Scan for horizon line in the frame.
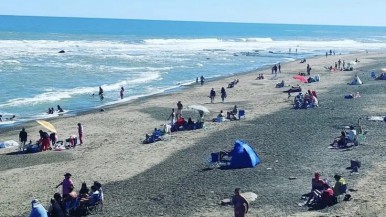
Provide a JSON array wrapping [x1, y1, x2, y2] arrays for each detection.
[[1, 14, 385, 28]]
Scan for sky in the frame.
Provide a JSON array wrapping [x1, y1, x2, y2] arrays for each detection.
[[0, 0, 385, 26]]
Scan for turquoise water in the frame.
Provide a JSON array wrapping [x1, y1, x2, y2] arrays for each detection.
[[0, 15, 386, 125]]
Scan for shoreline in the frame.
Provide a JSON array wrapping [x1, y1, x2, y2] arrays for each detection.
[[1, 51, 386, 216], [0, 51, 343, 133]]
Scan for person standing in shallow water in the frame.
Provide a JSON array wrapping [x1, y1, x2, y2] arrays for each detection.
[[99, 86, 104, 101], [232, 188, 249, 217], [120, 87, 124, 99]]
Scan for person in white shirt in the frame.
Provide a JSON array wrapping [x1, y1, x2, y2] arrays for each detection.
[[347, 126, 357, 142]]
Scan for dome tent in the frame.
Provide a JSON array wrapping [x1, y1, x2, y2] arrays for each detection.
[[229, 140, 261, 169]]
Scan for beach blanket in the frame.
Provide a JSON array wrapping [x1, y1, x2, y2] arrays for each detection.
[[0, 140, 19, 149], [367, 116, 385, 121]]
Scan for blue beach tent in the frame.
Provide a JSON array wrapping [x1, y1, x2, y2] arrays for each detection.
[[230, 140, 261, 168]]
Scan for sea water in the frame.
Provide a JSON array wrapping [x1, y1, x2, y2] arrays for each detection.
[[0, 15, 386, 125]]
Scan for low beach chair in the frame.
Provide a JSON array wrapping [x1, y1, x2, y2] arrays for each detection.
[[238, 110, 245, 119]]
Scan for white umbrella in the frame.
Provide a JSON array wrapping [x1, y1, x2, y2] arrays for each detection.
[[188, 105, 210, 114]]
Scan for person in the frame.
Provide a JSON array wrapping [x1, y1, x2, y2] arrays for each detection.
[[232, 188, 249, 217], [0, 115, 2, 122], [331, 131, 347, 148], [221, 87, 227, 103], [276, 80, 285, 88], [278, 63, 281, 73], [319, 183, 335, 208], [338, 59, 341, 69], [56, 173, 74, 197], [196, 77, 199, 84], [63, 185, 78, 215], [187, 117, 195, 130], [50, 132, 57, 147], [120, 87, 124, 99], [48, 193, 65, 217], [98, 86, 104, 100], [51, 107, 55, 114], [57, 105, 64, 113], [176, 101, 183, 118], [305, 173, 326, 205], [19, 127, 28, 151], [200, 75, 205, 86], [333, 174, 347, 197], [231, 105, 238, 116], [306, 64, 312, 75], [29, 199, 48, 217], [79, 182, 89, 198], [77, 123, 83, 145], [210, 88, 216, 103], [39, 130, 50, 151], [346, 126, 357, 143], [168, 108, 176, 126], [198, 110, 204, 123], [47, 108, 52, 114]]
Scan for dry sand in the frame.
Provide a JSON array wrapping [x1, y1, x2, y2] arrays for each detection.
[[1, 52, 386, 216]]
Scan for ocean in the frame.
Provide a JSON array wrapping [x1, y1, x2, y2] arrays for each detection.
[[1, 15, 386, 126]]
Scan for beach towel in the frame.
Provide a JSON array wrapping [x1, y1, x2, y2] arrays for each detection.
[[367, 116, 385, 121], [0, 140, 19, 149]]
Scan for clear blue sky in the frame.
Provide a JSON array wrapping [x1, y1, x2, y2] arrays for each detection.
[[1, 0, 385, 26]]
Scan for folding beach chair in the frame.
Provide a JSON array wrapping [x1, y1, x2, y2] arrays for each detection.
[[238, 110, 246, 119]]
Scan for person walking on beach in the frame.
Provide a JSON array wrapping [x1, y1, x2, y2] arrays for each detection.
[[168, 108, 176, 126], [99, 86, 104, 101], [278, 63, 281, 73], [77, 123, 83, 145], [232, 188, 249, 217], [338, 59, 341, 69], [200, 76, 205, 86], [196, 77, 199, 84], [120, 87, 124, 99], [19, 127, 28, 151], [221, 87, 227, 103], [210, 88, 216, 103], [306, 64, 312, 75], [176, 101, 183, 118]]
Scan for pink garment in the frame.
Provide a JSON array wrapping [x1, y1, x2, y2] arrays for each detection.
[[62, 178, 74, 195]]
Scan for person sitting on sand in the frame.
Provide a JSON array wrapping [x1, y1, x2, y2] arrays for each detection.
[[47, 193, 65, 217], [330, 131, 348, 148], [346, 126, 357, 143], [305, 173, 326, 205], [186, 118, 195, 130], [231, 105, 238, 116], [276, 80, 285, 88], [227, 111, 237, 121], [333, 174, 347, 197], [300, 58, 306, 63], [213, 110, 225, 122]]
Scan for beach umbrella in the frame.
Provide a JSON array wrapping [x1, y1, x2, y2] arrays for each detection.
[[36, 120, 57, 133], [188, 105, 210, 114], [293, 75, 308, 83]]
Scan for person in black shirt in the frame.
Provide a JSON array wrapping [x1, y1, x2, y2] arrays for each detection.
[[19, 128, 28, 151]]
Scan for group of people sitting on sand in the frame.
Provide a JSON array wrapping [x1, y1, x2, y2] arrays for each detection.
[[24, 130, 79, 153], [256, 74, 265, 80], [293, 90, 318, 109], [29, 173, 103, 217], [330, 125, 358, 148], [212, 105, 240, 122], [300, 173, 349, 209], [227, 79, 239, 88], [143, 101, 205, 144], [307, 75, 320, 83], [377, 73, 386, 80]]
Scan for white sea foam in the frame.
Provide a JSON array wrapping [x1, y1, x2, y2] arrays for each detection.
[[0, 71, 161, 108]]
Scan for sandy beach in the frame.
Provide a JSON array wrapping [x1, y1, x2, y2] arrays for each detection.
[[1, 52, 386, 217]]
